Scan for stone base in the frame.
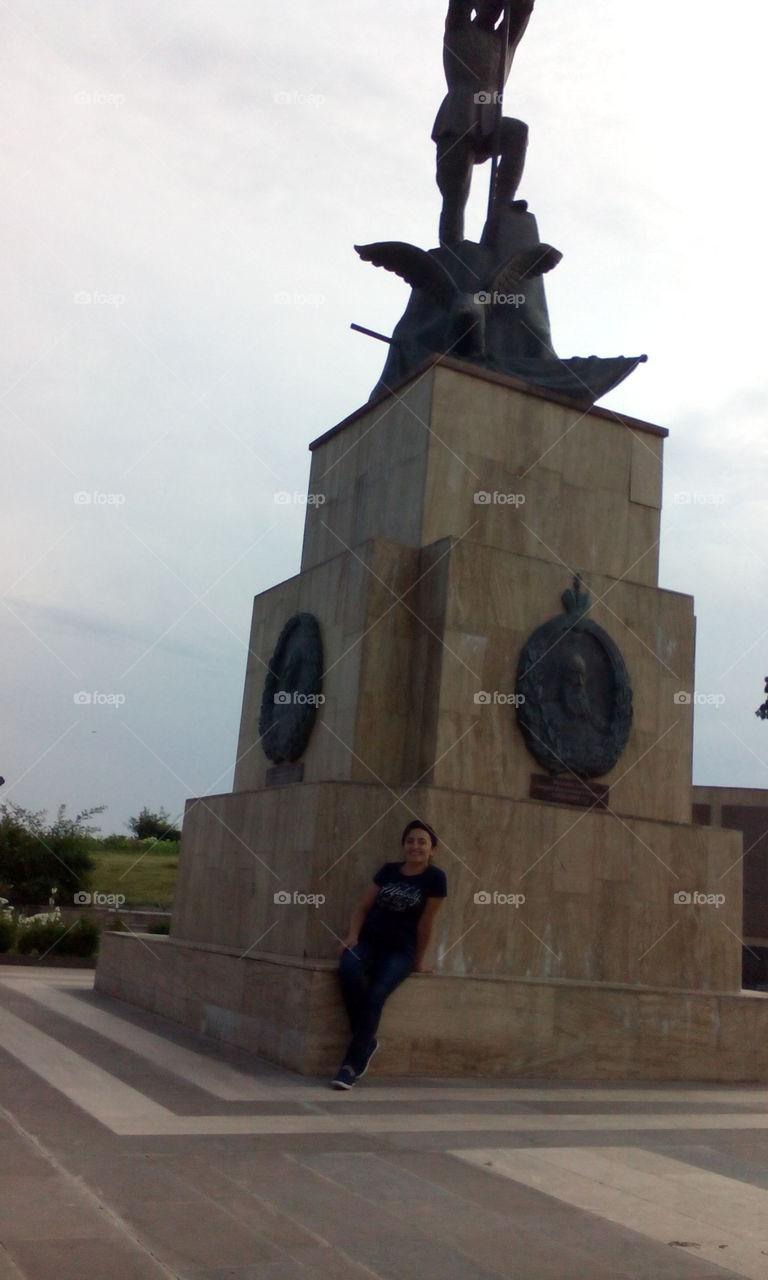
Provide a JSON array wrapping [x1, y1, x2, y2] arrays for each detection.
[[96, 932, 768, 1082]]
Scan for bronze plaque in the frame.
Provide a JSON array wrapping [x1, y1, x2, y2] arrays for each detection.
[[529, 773, 609, 809], [266, 762, 305, 788]]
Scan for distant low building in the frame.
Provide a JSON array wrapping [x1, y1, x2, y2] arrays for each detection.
[[693, 787, 768, 985]]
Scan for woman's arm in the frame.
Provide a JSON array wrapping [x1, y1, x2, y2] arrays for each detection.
[[414, 896, 446, 972], [339, 883, 379, 952]]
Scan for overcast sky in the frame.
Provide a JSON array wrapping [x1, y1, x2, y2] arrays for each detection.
[[2, 0, 768, 835]]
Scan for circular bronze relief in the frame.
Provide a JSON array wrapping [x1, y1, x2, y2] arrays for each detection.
[[515, 577, 633, 778], [258, 612, 324, 764]]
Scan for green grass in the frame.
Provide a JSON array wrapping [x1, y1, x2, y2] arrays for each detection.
[[88, 846, 179, 908]]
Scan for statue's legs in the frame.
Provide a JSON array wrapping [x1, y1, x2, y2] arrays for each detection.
[[435, 136, 473, 246], [492, 118, 529, 213], [437, 120, 528, 246]]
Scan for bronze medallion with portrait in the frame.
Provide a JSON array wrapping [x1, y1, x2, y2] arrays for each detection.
[[258, 612, 324, 764], [515, 577, 633, 778]]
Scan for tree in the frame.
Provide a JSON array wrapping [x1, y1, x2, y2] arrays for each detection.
[[127, 807, 181, 842], [0, 802, 102, 905]]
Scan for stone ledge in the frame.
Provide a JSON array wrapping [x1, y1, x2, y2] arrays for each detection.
[[96, 932, 768, 1082]]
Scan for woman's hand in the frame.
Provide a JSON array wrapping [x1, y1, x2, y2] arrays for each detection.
[[339, 936, 358, 955], [413, 963, 432, 973]]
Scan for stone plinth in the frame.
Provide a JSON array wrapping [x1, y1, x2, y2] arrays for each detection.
[[235, 536, 695, 825], [95, 933, 768, 1082], [169, 782, 740, 992], [96, 362, 750, 1081], [302, 359, 664, 587]]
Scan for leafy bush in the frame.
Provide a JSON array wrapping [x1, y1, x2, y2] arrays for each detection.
[[99, 834, 137, 851], [15, 910, 65, 956], [57, 916, 100, 957], [0, 803, 102, 905], [0, 903, 16, 953], [14, 908, 99, 959], [127, 807, 181, 842]]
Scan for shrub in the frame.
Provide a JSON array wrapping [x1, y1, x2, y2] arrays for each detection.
[[14, 908, 99, 959], [15, 913, 66, 956], [0, 803, 102, 905], [0, 911, 15, 953], [57, 916, 100, 957], [126, 807, 181, 842]]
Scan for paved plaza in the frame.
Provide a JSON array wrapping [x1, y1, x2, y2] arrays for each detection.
[[2, 970, 768, 1279]]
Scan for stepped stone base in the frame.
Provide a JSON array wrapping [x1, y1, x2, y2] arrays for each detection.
[[96, 932, 768, 1082]]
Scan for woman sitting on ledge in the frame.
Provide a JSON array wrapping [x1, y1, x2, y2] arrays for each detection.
[[332, 820, 447, 1090]]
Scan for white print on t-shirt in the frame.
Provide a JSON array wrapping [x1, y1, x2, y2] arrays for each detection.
[[377, 882, 423, 913]]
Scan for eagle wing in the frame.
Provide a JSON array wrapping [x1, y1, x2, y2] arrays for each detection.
[[491, 243, 563, 296], [355, 242, 459, 311]]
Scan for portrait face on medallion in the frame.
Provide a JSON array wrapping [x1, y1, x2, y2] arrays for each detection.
[[258, 613, 324, 765], [515, 580, 633, 779]]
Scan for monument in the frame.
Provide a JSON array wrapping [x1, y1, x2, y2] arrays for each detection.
[[96, 4, 768, 1081]]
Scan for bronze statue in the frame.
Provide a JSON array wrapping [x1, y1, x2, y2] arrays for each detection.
[[352, 0, 647, 407], [355, 239, 561, 361], [433, 1, 534, 245]]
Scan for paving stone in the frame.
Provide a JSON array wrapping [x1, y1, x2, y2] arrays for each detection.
[[1, 1236, 172, 1280], [1, 973, 766, 1280]]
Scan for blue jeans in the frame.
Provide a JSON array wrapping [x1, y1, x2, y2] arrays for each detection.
[[338, 940, 413, 1071]]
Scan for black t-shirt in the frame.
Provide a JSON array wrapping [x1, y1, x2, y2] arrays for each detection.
[[358, 862, 448, 954]]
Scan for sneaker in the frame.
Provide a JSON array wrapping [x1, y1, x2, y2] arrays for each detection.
[[331, 1064, 357, 1090], [356, 1038, 380, 1080]]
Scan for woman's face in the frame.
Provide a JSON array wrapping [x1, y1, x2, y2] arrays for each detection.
[[402, 826, 433, 868]]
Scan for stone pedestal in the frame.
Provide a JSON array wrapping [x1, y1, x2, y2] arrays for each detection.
[[97, 358, 766, 1080]]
